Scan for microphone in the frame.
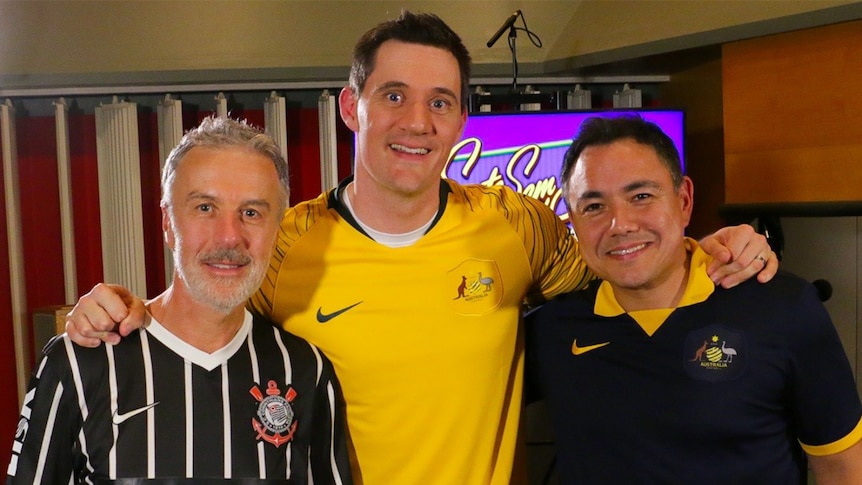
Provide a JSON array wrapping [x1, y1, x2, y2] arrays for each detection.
[[486, 10, 522, 48], [812, 279, 833, 302]]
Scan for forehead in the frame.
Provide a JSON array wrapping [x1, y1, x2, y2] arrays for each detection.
[[573, 139, 670, 187], [172, 146, 280, 198], [367, 40, 461, 92]]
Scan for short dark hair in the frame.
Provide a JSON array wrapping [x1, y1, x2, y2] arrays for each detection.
[[560, 115, 684, 205], [349, 10, 472, 111]]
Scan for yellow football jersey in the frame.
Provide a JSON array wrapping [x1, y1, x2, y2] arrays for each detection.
[[250, 178, 590, 484]]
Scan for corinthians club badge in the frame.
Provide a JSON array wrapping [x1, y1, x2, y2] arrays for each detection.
[[250, 380, 298, 447]]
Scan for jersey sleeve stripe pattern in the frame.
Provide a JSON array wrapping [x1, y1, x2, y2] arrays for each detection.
[[249, 191, 331, 321], [458, 182, 593, 304], [33, 384, 63, 484]]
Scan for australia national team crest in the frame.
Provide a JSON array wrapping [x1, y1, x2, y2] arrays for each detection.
[[250, 380, 298, 447], [683, 325, 746, 382], [448, 259, 503, 316]]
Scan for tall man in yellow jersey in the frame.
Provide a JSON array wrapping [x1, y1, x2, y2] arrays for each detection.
[[66, 10, 778, 485]]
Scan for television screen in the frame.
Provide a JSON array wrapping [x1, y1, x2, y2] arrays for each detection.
[[444, 110, 685, 224]]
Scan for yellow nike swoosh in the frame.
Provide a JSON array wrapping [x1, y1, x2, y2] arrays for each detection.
[[571, 339, 610, 355]]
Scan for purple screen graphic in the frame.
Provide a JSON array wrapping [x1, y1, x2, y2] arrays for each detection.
[[443, 110, 685, 223]]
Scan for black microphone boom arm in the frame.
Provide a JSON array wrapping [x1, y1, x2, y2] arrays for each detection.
[[486, 10, 522, 48]]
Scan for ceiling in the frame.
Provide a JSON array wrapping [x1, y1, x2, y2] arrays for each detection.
[[0, 0, 861, 92]]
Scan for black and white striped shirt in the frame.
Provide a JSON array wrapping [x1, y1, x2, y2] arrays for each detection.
[[7, 311, 351, 484]]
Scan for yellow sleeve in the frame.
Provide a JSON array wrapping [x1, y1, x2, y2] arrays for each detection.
[[497, 187, 594, 305]]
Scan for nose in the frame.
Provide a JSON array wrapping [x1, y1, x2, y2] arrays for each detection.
[[608, 204, 638, 235], [214, 213, 243, 246], [400, 100, 432, 135]]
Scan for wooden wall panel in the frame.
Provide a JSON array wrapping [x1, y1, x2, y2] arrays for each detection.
[[658, 57, 726, 238], [723, 19, 862, 204]]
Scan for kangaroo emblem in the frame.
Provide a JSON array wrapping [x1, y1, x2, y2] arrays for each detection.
[[690, 340, 707, 361], [454, 275, 468, 300]]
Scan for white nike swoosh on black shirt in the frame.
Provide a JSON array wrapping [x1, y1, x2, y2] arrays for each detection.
[[112, 401, 159, 425]]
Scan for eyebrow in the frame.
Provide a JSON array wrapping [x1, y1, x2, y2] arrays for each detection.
[[623, 180, 663, 193]]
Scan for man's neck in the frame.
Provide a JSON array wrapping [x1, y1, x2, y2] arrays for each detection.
[[147, 286, 246, 354], [345, 179, 440, 234], [613, 253, 692, 312]]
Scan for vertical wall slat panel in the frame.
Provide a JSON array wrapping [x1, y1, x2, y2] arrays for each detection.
[[94, 98, 147, 297], [215, 92, 228, 118], [157, 95, 183, 288], [54, 98, 77, 304], [264, 91, 288, 163], [1, 99, 29, 404], [318, 90, 339, 192]]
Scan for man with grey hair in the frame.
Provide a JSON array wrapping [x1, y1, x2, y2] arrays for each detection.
[[7, 116, 351, 484]]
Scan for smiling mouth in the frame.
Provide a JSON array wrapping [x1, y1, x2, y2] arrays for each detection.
[[391, 143, 429, 155], [608, 243, 648, 256]]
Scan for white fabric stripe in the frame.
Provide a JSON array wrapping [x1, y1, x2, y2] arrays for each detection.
[[184, 360, 193, 477], [309, 345, 323, 385], [79, 426, 96, 481], [222, 363, 231, 478], [307, 446, 313, 485], [34, 354, 48, 379], [287, 443, 294, 480], [5, 456, 16, 480], [256, 441, 266, 479], [140, 330, 156, 477], [106, 343, 118, 479], [272, 326, 292, 478], [64, 337, 89, 420], [248, 327, 260, 384], [327, 381, 342, 485], [32, 383, 63, 484], [247, 328, 266, 478], [63, 338, 96, 478], [82, 469, 94, 485], [272, 326, 292, 384]]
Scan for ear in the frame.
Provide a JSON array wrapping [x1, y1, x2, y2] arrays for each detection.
[[161, 204, 176, 251], [338, 86, 360, 133], [679, 176, 694, 228]]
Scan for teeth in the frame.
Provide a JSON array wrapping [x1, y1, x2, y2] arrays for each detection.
[[391, 143, 429, 155], [610, 243, 647, 256], [211, 263, 240, 269]]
